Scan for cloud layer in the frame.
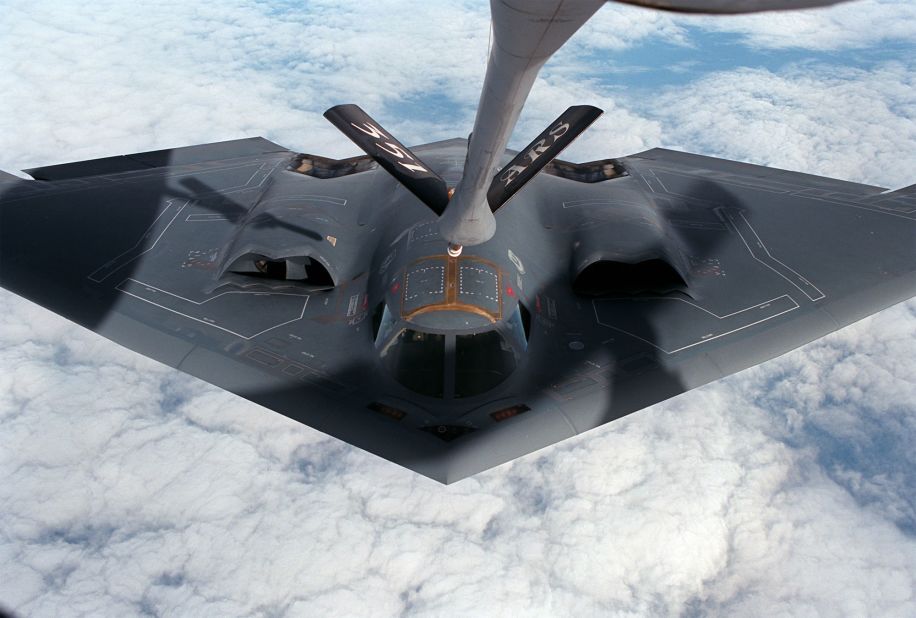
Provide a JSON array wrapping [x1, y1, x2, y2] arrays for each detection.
[[644, 62, 916, 187], [1, 1, 914, 616], [684, 0, 916, 51], [2, 293, 913, 616]]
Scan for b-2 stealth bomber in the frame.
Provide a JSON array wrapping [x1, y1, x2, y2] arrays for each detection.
[[1, 0, 913, 482]]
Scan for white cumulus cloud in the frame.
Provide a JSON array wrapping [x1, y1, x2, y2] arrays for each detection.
[[682, 0, 916, 51]]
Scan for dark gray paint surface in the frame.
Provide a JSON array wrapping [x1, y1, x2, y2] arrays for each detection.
[[1, 136, 913, 483]]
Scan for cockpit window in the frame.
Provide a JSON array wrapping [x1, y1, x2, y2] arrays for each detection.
[[374, 303, 527, 399], [454, 330, 517, 398], [375, 304, 398, 346], [379, 328, 445, 398], [504, 304, 529, 350]]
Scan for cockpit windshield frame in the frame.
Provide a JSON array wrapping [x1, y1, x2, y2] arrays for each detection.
[[375, 303, 530, 399]]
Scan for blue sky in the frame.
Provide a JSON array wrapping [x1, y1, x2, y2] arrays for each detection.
[[575, 30, 913, 88], [0, 1, 914, 616]]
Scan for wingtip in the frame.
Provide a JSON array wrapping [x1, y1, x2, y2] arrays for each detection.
[[0, 169, 30, 182]]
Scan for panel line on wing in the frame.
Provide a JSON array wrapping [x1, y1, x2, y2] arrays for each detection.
[[593, 294, 800, 354], [116, 278, 310, 340], [88, 199, 190, 283], [717, 208, 826, 302], [186, 213, 231, 222], [643, 161, 916, 221]]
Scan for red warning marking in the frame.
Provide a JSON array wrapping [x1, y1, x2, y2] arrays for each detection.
[[506, 285, 515, 297]]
